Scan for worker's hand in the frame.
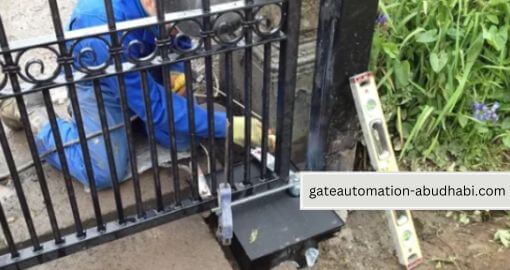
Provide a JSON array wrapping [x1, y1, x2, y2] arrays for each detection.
[[170, 72, 187, 96], [232, 116, 276, 151]]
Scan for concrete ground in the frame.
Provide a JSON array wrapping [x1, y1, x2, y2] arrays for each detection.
[[32, 215, 233, 270]]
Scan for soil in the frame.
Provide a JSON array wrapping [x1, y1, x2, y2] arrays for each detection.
[[314, 211, 510, 270], [2, 1, 510, 270]]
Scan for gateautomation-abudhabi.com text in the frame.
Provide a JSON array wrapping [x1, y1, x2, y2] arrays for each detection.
[[308, 185, 506, 199]]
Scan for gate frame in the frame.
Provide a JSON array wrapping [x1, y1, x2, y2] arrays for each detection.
[[0, 0, 300, 268], [0, 0, 381, 268]]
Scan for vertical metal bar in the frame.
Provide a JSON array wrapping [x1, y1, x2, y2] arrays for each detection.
[[155, 0, 181, 205], [306, 0, 339, 171], [274, 0, 302, 180], [307, 0, 379, 171], [184, 61, 199, 199], [260, 43, 271, 179], [48, 0, 105, 231], [42, 88, 84, 236], [92, 79, 125, 223], [0, 201, 18, 257], [200, 0, 218, 194], [223, 52, 234, 187], [243, 0, 254, 185], [0, 15, 63, 244], [140, 71, 164, 211], [0, 120, 40, 250], [103, 0, 144, 218]]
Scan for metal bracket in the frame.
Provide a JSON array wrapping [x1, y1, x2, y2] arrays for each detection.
[[198, 166, 212, 199], [250, 148, 300, 197], [216, 183, 233, 246]]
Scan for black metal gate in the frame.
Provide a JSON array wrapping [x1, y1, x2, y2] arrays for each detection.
[[0, 0, 301, 268]]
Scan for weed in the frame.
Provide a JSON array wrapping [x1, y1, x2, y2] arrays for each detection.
[[372, 0, 510, 170]]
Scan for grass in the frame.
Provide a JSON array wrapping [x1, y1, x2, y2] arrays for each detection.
[[371, 0, 510, 171]]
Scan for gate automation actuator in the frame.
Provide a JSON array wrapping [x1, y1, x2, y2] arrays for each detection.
[[350, 72, 424, 270]]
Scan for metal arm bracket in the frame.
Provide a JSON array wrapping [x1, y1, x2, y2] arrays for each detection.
[[216, 183, 233, 246]]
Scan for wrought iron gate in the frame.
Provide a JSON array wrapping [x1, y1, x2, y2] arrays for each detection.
[[0, 0, 301, 268]]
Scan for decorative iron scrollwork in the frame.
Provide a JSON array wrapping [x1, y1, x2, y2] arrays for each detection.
[[121, 30, 159, 65], [254, 4, 283, 37], [0, 57, 7, 91], [70, 37, 112, 74], [0, 2, 286, 91], [14, 46, 62, 84], [173, 19, 204, 53], [212, 11, 244, 45]]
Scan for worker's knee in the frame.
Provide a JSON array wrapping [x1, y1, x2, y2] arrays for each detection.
[[88, 137, 129, 189], [91, 167, 126, 189]]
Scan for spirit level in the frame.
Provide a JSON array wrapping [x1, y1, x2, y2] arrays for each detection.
[[350, 72, 423, 270]]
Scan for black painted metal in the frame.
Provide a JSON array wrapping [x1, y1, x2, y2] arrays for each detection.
[[0, 200, 18, 258], [0, 0, 303, 268], [201, 0, 219, 196], [0, 105, 41, 251], [307, 0, 379, 171], [104, 0, 145, 218], [274, 0, 302, 180], [223, 51, 235, 187], [243, 0, 254, 185], [184, 61, 200, 199], [0, 16, 64, 247], [231, 191, 344, 269], [93, 79, 126, 223], [47, 0, 106, 232], [156, 0, 183, 205], [140, 70, 165, 211], [42, 86, 85, 235], [260, 43, 271, 179]]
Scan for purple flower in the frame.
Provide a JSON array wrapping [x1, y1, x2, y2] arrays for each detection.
[[376, 13, 388, 26], [472, 102, 484, 111], [472, 101, 500, 123]]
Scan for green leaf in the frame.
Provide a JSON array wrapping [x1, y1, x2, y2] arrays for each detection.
[[503, 135, 510, 149], [430, 51, 448, 73], [382, 42, 399, 59], [400, 106, 435, 159], [476, 125, 490, 134], [458, 115, 468, 128], [483, 25, 508, 52], [501, 118, 510, 129], [394, 60, 411, 88], [494, 229, 510, 248], [249, 229, 259, 244], [446, 28, 465, 39], [458, 213, 470, 225], [416, 29, 439, 43], [432, 35, 484, 129], [487, 15, 499, 24]]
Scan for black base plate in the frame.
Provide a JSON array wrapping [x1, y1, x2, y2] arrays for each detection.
[[203, 144, 344, 269], [230, 190, 344, 269]]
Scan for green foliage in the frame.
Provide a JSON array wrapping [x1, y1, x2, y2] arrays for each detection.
[[372, 0, 510, 170], [494, 229, 510, 248]]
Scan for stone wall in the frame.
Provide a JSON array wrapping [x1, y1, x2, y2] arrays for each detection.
[[232, 0, 320, 163]]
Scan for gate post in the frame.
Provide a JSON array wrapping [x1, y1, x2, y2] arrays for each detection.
[[274, 0, 303, 179], [307, 0, 379, 171]]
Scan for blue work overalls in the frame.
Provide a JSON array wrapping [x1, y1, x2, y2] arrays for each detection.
[[36, 0, 227, 189]]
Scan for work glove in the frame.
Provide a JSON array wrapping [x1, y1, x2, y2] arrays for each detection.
[[232, 116, 276, 151], [170, 72, 187, 96]]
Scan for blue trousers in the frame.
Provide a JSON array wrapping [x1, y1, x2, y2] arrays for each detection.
[[36, 84, 130, 189], [36, 75, 226, 189]]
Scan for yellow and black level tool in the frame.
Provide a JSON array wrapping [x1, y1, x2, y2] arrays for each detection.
[[350, 72, 423, 270]]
